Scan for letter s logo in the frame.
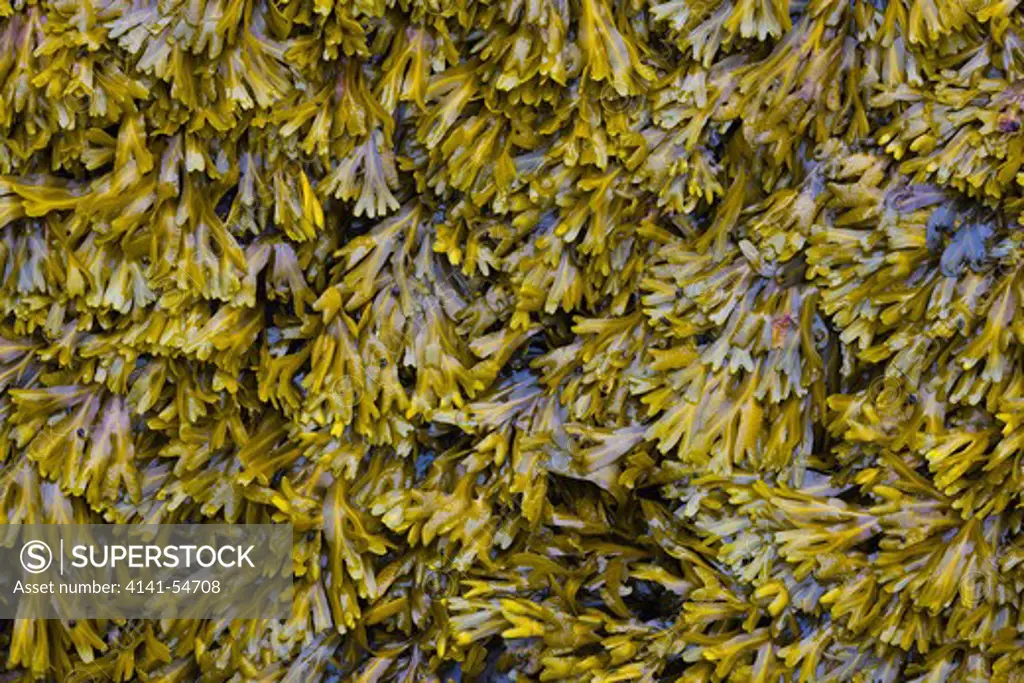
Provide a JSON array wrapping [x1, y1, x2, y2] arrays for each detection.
[[20, 541, 52, 574]]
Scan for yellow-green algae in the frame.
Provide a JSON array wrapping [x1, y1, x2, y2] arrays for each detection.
[[1, 0, 1024, 680]]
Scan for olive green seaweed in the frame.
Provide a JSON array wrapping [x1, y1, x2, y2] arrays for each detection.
[[0, 0, 1023, 680]]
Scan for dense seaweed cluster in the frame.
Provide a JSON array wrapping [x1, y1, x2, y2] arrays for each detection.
[[2, 0, 1024, 679]]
